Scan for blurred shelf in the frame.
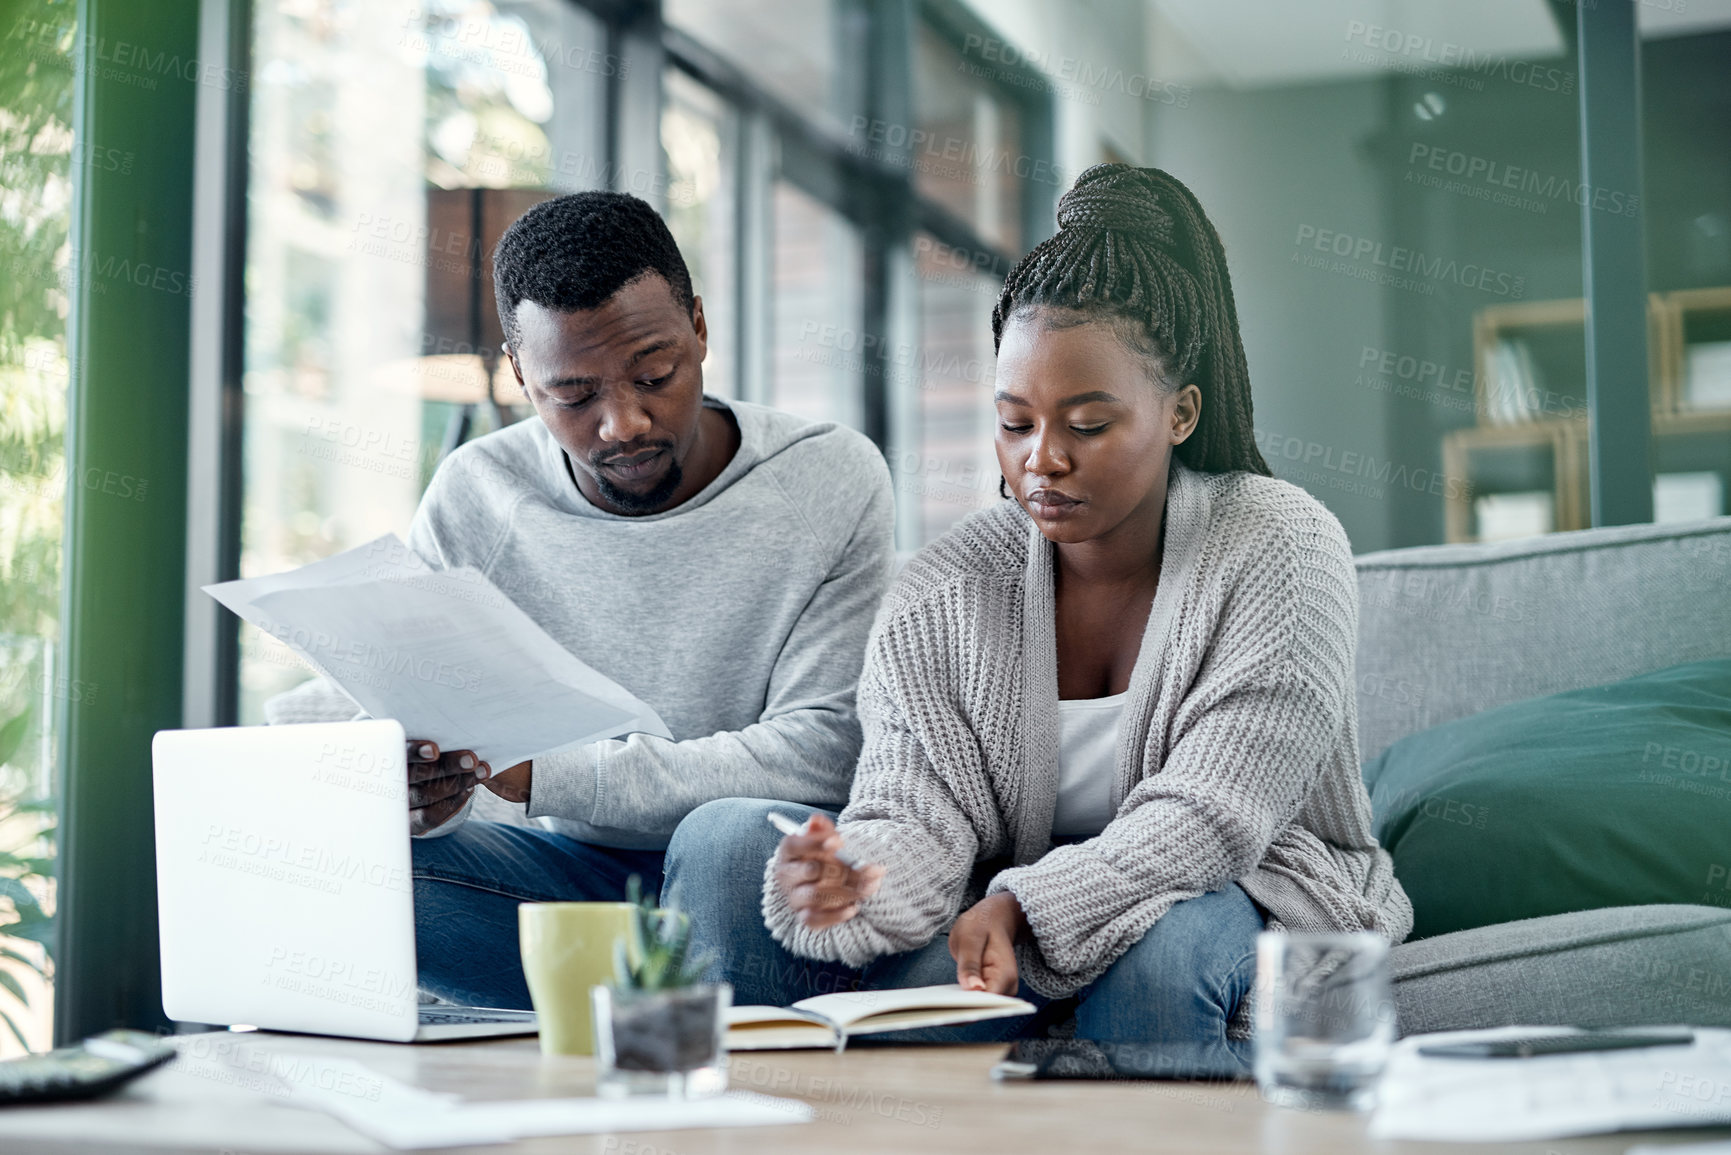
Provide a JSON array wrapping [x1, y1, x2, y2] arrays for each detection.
[[1447, 288, 1731, 542], [1659, 286, 1731, 415]]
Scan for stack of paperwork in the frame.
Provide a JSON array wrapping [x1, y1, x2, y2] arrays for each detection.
[[1372, 1026, 1731, 1143]]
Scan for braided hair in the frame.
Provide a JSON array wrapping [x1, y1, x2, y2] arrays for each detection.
[[992, 164, 1270, 476]]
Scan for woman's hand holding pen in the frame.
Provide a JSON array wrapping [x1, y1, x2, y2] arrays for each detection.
[[772, 813, 886, 929]]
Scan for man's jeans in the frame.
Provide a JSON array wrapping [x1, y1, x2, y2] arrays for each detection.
[[663, 798, 1266, 1064], [411, 822, 666, 1009]]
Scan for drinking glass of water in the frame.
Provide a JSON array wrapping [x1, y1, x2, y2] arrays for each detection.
[[1253, 931, 1395, 1111]]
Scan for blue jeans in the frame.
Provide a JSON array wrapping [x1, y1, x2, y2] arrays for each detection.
[[666, 798, 1265, 1065], [410, 821, 666, 1009]]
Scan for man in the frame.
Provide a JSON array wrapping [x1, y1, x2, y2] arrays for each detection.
[[270, 192, 892, 1008]]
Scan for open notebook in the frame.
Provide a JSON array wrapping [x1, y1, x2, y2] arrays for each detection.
[[726, 984, 1035, 1051]]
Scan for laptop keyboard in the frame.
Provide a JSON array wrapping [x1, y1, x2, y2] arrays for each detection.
[[418, 1006, 536, 1025]]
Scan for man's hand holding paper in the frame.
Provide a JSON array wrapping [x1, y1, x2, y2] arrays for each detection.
[[406, 739, 492, 835]]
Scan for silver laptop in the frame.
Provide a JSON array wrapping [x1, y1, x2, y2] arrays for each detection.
[[152, 719, 537, 1042]]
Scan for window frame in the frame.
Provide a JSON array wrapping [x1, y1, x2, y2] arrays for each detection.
[[659, 0, 1056, 447]]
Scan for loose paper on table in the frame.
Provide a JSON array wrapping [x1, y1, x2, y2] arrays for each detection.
[[1371, 1025, 1731, 1143], [206, 535, 670, 768]]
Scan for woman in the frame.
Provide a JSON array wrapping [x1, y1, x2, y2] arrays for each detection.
[[668, 164, 1410, 1061]]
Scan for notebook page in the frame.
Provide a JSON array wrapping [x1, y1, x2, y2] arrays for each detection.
[[791, 984, 1033, 1030]]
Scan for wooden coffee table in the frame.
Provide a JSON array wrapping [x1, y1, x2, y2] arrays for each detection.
[[2, 1032, 1728, 1154]]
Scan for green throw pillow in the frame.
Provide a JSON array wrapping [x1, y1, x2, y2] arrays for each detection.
[[1362, 657, 1731, 940]]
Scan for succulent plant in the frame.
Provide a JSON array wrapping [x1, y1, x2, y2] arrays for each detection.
[[612, 874, 711, 993]]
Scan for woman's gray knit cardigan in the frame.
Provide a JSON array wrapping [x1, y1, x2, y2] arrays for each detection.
[[761, 459, 1414, 998]]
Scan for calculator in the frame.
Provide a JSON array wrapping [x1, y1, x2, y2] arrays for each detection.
[[0, 1030, 178, 1105]]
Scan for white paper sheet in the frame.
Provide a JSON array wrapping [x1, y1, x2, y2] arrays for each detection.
[[207, 535, 670, 768], [277, 1052, 811, 1149], [1370, 1025, 1731, 1142], [0, 1040, 812, 1152]]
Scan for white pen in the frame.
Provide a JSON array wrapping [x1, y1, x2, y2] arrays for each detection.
[[766, 810, 872, 870]]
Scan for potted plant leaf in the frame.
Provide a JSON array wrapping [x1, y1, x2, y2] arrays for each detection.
[[590, 876, 730, 1099]]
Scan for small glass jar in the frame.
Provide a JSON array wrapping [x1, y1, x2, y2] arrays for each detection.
[[591, 983, 731, 1099]]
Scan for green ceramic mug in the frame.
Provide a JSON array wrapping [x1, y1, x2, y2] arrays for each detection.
[[518, 901, 636, 1056]]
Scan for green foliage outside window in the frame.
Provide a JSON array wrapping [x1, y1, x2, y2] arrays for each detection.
[[0, 0, 77, 1051]]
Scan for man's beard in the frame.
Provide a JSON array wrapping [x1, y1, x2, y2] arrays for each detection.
[[594, 454, 684, 513]]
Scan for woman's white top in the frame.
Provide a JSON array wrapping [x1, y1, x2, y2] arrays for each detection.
[[1051, 691, 1128, 837]]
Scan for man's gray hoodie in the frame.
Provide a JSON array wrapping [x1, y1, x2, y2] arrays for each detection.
[[265, 396, 894, 849]]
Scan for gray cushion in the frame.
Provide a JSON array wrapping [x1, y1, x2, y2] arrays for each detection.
[[1393, 905, 1731, 1036], [1353, 516, 1731, 762]]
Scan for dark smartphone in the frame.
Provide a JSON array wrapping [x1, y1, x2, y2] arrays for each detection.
[[991, 1038, 1248, 1082], [1417, 1028, 1695, 1060]]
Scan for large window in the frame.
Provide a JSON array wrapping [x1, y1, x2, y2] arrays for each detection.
[[908, 231, 1000, 542], [663, 0, 865, 134], [913, 20, 1028, 255], [239, 0, 607, 721], [0, 0, 75, 1056], [664, 0, 1047, 545], [661, 68, 739, 399], [770, 181, 867, 427]]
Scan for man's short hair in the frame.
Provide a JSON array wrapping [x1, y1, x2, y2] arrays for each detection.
[[492, 192, 695, 348]]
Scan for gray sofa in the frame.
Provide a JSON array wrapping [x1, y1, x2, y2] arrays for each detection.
[[1351, 515, 1731, 1035]]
